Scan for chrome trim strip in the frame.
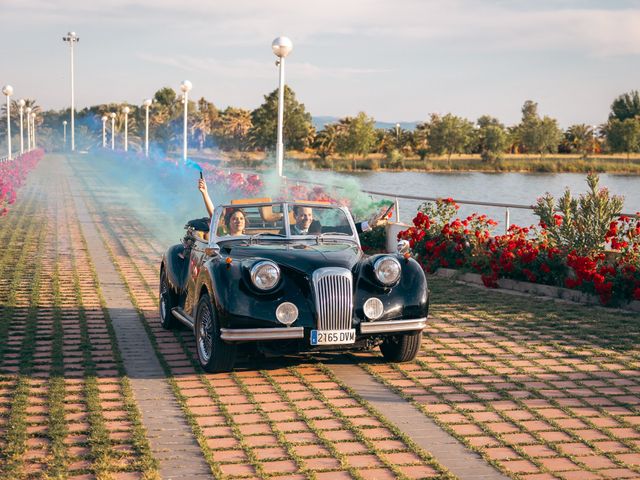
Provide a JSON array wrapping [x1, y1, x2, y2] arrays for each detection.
[[172, 308, 195, 329], [312, 267, 353, 331], [360, 318, 427, 334], [220, 327, 304, 342]]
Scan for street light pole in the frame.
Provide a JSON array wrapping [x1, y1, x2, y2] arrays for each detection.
[[101, 116, 107, 148], [25, 107, 32, 151], [62, 32, 79, 152], [63, 120, 67, 149], [2, 85, 13, 160], [271, 37, 293, 177], [123, 106, 130, 151], [31, 112, 36, 149], [18, 99, 25, 155], [110, 112, 116, 150], [143, 98, 152, 157], [180, 80, 192, 163]]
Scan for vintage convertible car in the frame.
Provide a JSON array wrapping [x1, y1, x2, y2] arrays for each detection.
[[160, 200, 429, 372]]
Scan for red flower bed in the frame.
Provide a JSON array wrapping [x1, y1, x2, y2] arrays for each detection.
[[399, 198, 640, 307], [0, 149, 44, 216]]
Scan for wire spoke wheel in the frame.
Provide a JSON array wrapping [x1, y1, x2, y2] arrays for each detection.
[[198, 301, 213, 363], [195, 293, 237, 372]]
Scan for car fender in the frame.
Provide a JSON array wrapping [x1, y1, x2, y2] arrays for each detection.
[[354, 255, 429, 322], [162, 244, 189, 293]]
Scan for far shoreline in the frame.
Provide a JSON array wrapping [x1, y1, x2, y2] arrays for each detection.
[[186, 150, 640, 175]]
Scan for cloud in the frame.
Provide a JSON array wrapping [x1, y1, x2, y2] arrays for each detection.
[[138, 53, 390, 79], [7, 0, 640, 56]]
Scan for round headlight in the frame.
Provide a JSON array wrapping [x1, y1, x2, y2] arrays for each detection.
[[363, 297, 384, 320], [276, 302, 298, 325], [373, 256, 401, 286], [250, 261, 280, 290]]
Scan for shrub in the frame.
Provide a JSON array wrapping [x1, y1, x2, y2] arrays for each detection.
[[533, 173, 624, 255]]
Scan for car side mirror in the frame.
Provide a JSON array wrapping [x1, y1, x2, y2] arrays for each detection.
[[397, 239, 410, 255]]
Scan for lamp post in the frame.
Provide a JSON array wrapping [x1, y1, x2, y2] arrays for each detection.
[[110, 112, 116, 150], [25, 107, 32, 151], [180, 80, 192, 163], [122, 106, 130, 151], [143, 98, 152, 157], [101, 115, 107, 148], [271, 37, 293, 177], [18, 99, 25, 155], [62, 31, 79, 151], [31, 112, 36, 149], [2, 85, 13, 160], [395, 123, 400, 143], [63, 120, 67, 149]]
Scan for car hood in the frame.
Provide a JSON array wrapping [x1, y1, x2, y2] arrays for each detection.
[[221, 242, 363, 273]]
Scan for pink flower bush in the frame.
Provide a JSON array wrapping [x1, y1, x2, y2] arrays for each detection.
[[0, 149, 44, 217]]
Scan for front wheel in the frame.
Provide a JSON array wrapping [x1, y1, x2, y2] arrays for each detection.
[[159, 269, 179, 329], [379, 331, 422, 363], [195, 293, 237, 373]]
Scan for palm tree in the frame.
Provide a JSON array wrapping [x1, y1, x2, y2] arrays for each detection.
[[565, 124, 594, 158], [313, 124, 340, 160], [215, 107, 252, 151]]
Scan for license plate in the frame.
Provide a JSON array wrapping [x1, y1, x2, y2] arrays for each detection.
[[310, 329, 356, 345]]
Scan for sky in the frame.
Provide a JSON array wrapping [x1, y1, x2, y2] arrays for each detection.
[[2, 0, 640, 128]]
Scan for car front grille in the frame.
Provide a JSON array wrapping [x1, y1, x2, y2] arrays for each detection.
[[312, 267, 353, 331]]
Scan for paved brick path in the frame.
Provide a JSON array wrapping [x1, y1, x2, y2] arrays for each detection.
[[329, 361, 509, 480], [64, 154, 456, 479], [66, 159, 213, 479], [1, 153, 639, 480]]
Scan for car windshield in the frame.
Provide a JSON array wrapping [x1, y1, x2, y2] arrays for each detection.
[[287, 204, 354, 237], [210, 202, 356, 243]]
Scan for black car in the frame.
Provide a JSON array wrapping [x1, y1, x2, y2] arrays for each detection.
[[160, 200, 429, 372]]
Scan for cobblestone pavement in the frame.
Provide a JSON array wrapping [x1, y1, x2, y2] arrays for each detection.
[[0, 153, 639, 480]]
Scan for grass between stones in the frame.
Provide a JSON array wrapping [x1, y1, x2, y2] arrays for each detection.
[[358, 276, 640, 479], [0, 188, 46, 479], [62, 173, 159, 479], [0, 158, 159, 479]]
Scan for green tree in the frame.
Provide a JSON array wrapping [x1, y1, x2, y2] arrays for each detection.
[[213, 107, 253, 151], [147, 87, 182, 151], [605, 118, 640, 159], [313, 123, 341, 161], [565, 124, 595, 158], [335, 112, 377, 169], [249, 85, 313, 151], [413, 122, 430, 161], [154, 87, 178, 108], [478, 124, 508, 162], [476, 115, 504, 129], [609, 90, 640, 121], [517, 101, 562, 157], [192, 97, 218, 149], [426, 113, 474, 163]]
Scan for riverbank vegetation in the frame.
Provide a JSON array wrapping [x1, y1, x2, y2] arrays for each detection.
[[5, 87, 640, 173]]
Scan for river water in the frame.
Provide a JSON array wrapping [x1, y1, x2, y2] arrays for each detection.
[[302, 170, 640, 230]]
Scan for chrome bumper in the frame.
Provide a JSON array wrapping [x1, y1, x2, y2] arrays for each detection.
[[220, 327, 304, 342], [360, 318, 427, 334]]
